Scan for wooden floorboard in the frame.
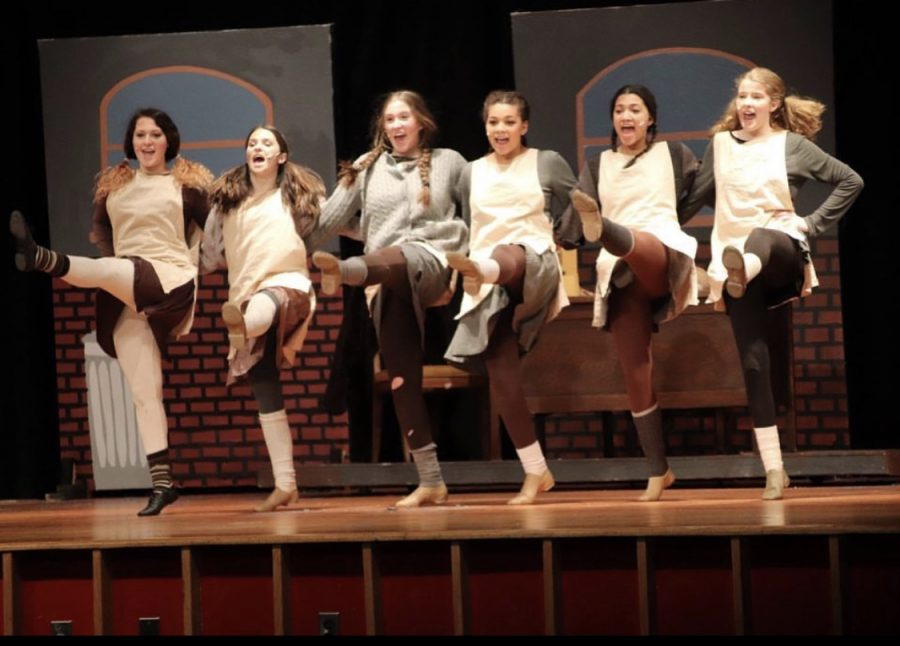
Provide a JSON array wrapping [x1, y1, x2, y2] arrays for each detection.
[[290, 451, 900, 488], [1, 485, 898, 552]]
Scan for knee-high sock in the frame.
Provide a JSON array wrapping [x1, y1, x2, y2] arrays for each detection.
[[744, 228, 800, 288], [113, 307, 167, 455], [339, 256, 369, 286], [632, 404, 668, 476], [490, 244, 526, 290], [243, 291, 279, 340], [744, 253, 763, 282], [410, 442, 444, 487], [64, 256, 137, 310], [259, 409, 297, 492], [754, 425, 783, 473], [515, 441, 548, 476], [146, 448, 174, 490], [599, 217, 636, 257]]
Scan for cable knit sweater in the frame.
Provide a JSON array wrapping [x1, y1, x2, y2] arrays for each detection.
[[307, 148, 468, 255]]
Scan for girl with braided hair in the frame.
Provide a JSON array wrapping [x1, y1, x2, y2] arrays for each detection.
[[202, 125, 324, 512], [567, 84, 700, 501], [10, 107, 212, 516], [444, 90, 578, 505], [308, 90, 467, 508], [683, 67, 863, 499]]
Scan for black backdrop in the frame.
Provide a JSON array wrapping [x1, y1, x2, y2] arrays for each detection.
[[2, 1, 885, 499]]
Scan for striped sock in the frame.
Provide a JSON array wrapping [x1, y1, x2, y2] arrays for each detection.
[[147, 449, 174, 490], [35, 247, 70, 277]]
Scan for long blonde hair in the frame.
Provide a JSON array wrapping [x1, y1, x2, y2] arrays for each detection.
[[710, 67, 825, 140], [338, 90, 437, 206]]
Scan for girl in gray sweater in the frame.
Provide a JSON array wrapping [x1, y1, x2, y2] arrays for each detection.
[[310, 91, 468, 508]]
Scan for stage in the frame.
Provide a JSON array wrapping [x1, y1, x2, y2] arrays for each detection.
[[2, 479, 899, 636]]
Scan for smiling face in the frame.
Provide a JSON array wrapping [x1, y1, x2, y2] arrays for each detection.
[[612, 93, 654, 155], [383, 99, 423, 157], [736, 78, 779, 138], [485, 102, 528, 161], [132, 117, 168, 173], [245, 127, 287, 179]]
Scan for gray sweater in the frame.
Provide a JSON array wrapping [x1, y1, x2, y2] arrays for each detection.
[[308, 148, 468, 254], [682, 131, 864, 237]]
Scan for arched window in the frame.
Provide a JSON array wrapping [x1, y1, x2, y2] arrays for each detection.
[[99, 65, 274, 175]]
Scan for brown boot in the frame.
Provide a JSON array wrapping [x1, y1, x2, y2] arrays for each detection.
[[722, 245, 748, 298], [221, 302, 248, 350]]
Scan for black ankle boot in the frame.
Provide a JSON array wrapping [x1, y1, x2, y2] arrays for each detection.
[[137, 487, 179, 516], [9, 210, 37, 272]]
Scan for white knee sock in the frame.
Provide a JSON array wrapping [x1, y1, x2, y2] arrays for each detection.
[[515, 441, 548, 476], [259, 409, 297, 492], [114, 308, 167, 455], [476, 258, 501, 284], [753, 425, 783, 472], [66, 256, 136, 309], [745, 253, 763, 282], [243, 292, 278, 340]]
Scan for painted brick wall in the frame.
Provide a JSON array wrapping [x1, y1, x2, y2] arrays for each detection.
[[543, 236, 849, 459], [53, 269, 349, 489], [53, 236, 847, 486]]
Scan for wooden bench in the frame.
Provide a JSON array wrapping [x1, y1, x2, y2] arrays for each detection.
[[517, 296, 796, 457], [371, 362, 498, 462]]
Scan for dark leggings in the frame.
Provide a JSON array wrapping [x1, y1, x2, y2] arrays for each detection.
[[725, 229, 800, 427], [482, 244, 537, 450], [363, 247, 435, 450], [607, 230, 670, 413], [248, 327, 284, 414]]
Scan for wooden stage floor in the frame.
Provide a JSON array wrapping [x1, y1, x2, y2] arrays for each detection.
[[2, 484, 899, 636], [2, 484, 900, 550]]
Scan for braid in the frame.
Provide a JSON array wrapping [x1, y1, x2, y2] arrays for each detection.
[[623, 126, 657, 169], [338, 144, 385, 187], [416, 148, 432, 206]]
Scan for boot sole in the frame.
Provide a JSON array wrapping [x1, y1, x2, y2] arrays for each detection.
[[722, 246, 747, 298]]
